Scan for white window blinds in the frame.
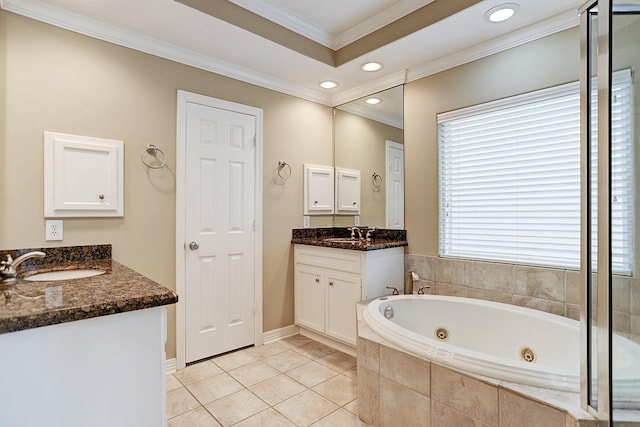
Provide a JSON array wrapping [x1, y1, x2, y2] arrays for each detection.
[[438, 70, 632, 272]]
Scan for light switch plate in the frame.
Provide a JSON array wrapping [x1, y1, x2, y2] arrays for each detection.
[[46, 220, 63, 241], [354, 215, 360, 226], [303, 215, 310, 228]]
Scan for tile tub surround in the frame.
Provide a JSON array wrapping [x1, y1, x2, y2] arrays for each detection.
[[0, 244, 177, 333], [405, 254, 640, 344], [356, 313, 596, 427], [292, 227, 408, 251]]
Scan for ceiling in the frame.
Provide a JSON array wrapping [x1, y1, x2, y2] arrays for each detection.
[[0, 0, 584, 106]]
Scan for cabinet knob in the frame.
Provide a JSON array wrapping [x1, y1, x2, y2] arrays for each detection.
[[329, 281, 334, 287], [315, 278, 320, 284], [314, 201, 318, 205], [98, 194, 105, 200], [352, 202, 357, 205]]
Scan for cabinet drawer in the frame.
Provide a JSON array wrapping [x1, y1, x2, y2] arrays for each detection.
[[294, 245, 361, 274]]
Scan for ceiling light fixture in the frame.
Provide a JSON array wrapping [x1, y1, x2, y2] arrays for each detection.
[[365, 97, 382, 105], [319, 80, 338, 89], [361, 62, 383, 72], [485, 3, 520, 23]]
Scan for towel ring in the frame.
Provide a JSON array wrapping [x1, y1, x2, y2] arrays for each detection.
[[372, 172, 382, 188], [141, 144, 166, 169], [277, 160, 292, 180]]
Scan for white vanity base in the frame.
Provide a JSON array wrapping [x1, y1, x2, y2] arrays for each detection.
[[0, 307, 168, 427]]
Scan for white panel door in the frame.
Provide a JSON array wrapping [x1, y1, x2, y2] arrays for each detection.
[[185, 101, 256, 363], [386, 140, 405, 229]]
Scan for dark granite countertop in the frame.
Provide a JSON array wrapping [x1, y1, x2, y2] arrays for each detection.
[[291, 227, 408, 251], [0, 245, 178, 334]]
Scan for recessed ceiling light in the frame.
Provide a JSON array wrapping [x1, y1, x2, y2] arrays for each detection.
[[485, 3, 520, 23], [361, 62, 383, 72], [365, 97, 382, 105], [319, 80, 338, 89]]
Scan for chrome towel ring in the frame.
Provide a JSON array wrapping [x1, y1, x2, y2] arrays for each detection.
[[141, 144, 166, 169], [277, 160, 292, 180], [372, 172, 382, 188]]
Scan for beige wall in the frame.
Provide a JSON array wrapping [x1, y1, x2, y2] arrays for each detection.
[[404, 27, 580, 256], [0, 11, 333, 358], [334, 109, 403, 228]]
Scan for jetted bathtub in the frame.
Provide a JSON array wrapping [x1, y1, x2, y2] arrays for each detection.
[[363, 294, 640, 400]]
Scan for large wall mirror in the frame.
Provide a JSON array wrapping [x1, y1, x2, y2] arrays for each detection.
[[333, 85, 404, 229]]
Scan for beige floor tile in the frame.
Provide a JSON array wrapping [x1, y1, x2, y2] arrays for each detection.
[[274, 390, 339, 426], [166, 387, 201, 419], [168, 406, 221, 427], [212, 348, 260, 372], [233, 408, 297, 427], [292, 341, 337, 359], [186, 372, 245, 405], [264, 349, 312, 372], [343, 366, 358, 380], [229, 360, 281, 387], [166, 373, 183, 392], [278, 334, 314, 349], [316, 351, 357, 373], [205, 389, 268, 426], [249, 374, 307, 406], [286, 361, 339, 388], [312, 374, 357, 406], [343, 399, 358, 415], [174, 360, 223, 385], [311, 408, 370, 426], [247, 341, 289, 359]]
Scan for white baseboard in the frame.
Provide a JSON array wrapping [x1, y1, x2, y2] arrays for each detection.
[[165, 358, 177, 374], [262, 324, 299, 344]]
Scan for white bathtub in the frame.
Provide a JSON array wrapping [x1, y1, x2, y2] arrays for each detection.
[[363, 295, 640, 398]]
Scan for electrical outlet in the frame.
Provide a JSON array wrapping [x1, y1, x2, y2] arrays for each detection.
[[46, 220, 63, 241]]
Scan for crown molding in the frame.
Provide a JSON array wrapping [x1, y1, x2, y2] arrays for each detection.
[[338, 102, 403, 129], [1, 0, 579, 108], [0, 0, 333, 105], [407, 9, 580, 83]]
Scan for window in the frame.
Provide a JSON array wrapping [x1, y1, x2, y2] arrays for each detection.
[[438, 70, 632, 272]]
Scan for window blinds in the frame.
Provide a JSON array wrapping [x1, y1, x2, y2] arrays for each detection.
[[438, 70, 632, 272]]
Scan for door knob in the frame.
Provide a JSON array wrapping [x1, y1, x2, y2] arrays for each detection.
[[188, 241, 199, 250]]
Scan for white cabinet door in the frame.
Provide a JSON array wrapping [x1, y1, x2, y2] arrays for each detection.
[[304, 164, 334, 215], [44, 132, 123, 217], [325, 272, 361, 345], [294, 265, 325, 332], [335, 168, 361, 215]]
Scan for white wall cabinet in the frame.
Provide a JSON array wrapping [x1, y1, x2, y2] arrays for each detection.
[[294, 244, 403, 347], [303, 164, 334, 215], [44, 131, 124, 217], [335, 168, 361, 215]]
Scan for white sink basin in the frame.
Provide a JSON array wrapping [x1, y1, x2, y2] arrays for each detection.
[[24, 269, 105, 282]]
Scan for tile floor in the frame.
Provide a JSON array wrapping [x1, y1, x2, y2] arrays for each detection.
[[167, 334, 370, 426]]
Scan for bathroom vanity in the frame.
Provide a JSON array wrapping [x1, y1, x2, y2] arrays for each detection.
[[292, 228, 406, 353], [0, 245, 177, 427]]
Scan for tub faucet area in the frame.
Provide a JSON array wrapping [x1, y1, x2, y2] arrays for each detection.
[[0, 251, 46, 284]]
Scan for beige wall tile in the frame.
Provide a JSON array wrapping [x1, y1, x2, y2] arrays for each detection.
[[612, 276, 631, 312], [434, 282, 470, 297], [431, 364, 498, 425], [468, 288, 513, 305], [405, 254, 435, 282], [566, 271, 581, 305], [565, 304, 581, 321], [357, 368, 380, 426], [499, 389, 565, 427], [513, 296, 565, 316], [358, 337, 380, 373], [468, 261, 513, 293], [379, 345, 430, 396], [514, 266, 565, 302], [631, 279, 640, 315], [435, 258, 470, 285], [612, 311, 630, 335], [431, 400, 492, 427], [379, 377, 430, 427]]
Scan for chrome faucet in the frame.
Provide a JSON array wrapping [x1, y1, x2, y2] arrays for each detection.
[[348, 226, 363, 240], [365, 227, 376, 242], [0, 251, 46, 284]]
